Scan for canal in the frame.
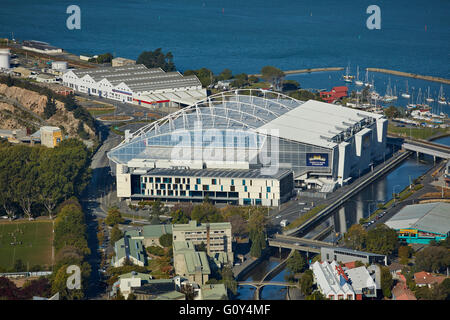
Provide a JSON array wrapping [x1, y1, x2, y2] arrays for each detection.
[[235, 135, 449, 300]]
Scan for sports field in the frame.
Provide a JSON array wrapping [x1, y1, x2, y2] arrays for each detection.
[[0, 220, 54, 271]]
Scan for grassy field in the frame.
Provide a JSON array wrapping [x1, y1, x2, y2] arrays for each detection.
[[0, 220, 53, 271], [388, 124, 449, 140]]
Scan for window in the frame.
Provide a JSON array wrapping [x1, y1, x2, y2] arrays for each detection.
[[212, 179, 217, 185], [231, 179, 234, 186], [267, 186, 271, 192], [196, 178, 201, 184], [242, 180, 246, 185]]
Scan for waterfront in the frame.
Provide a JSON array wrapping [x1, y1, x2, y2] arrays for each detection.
[[1, 0, 449, 78], [236, 135, 449, 300]]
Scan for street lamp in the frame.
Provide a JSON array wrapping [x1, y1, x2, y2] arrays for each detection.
[[393, 185, 401, 205]]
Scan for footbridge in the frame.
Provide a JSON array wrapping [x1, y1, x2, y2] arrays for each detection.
[[402, 139, 450, 159], [388, 136, 450, 159], [238, 281, 298, 288]]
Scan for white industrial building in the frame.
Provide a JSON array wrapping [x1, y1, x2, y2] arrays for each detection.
[[107, 89, 388, 207], [0, 48, 10, 69], [22, 40, 63, 54], [62, 64, 207, 108], [310, 260, 355, 300]]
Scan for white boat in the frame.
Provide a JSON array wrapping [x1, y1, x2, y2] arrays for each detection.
[[355, 66, 363, 86], [401, 80, 411, 99], [363, 69, 372, 87], [343, 64, 353, 82], [383, 78, 397, 102], [438, 85, 447, 105], [425, 86, 434, 103]]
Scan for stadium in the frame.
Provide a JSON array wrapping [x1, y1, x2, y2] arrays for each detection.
[[107, 89, 388, 206]]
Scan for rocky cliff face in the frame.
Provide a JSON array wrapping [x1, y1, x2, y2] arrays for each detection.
[[0, 84, 95, 138]]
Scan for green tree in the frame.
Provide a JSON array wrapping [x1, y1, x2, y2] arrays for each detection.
[[384, 106, 401, 119], [105, 207, 124, 226], [306, 290, 327, 300], [366, 224, 399, 255], [343, 224, 367, 251], [415, 246, 450, 274], [44, 94, 57, 119], [217, 68, 232, 80], [286, 251, 306, 274], [110, 225, 123, 243], [398, 246, 411, 265], [380, 266, 393, 298], [96, 53, 113, 64], [137, 48, 175, 72], [299, 269, 314, 296], [14, 259, 26, 272], [159, 233, 173, 247], [260, 66, 285, 91], [171, 209, 189, 224]]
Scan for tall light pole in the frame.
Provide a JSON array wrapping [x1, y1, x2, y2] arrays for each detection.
[[393, 185, 401, 206]]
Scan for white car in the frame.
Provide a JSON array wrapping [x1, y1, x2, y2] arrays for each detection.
[[275, 215, 281, 219]]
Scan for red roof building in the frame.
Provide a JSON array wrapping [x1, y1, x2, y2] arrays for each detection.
[[320, 86, 348, 103], [414, 271, 447, 288]]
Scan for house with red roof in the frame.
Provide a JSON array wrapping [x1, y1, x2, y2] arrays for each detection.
[[414, 271, 447, 288], [320, 86, 348, 103]]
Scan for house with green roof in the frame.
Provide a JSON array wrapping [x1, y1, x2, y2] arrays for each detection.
[[112, 236, 146, 267], [111, 271, 153, 299], [126, 224, 173, 247], [200, 283, 228, 300], [173, 240, 211, 285], [132, 279, 185, 300]]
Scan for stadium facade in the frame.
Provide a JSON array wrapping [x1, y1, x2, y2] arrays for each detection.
[[107, 90, 388, 206], [62, 64, 207, 107]]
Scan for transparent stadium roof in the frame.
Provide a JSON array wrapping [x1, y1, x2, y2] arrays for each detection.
[[107, 89, 383, 165]]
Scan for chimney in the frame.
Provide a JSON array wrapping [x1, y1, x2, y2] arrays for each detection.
[[206, 223, 210, 255]]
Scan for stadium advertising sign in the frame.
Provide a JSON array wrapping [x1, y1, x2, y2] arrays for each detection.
[[306, 153, 329, 167]]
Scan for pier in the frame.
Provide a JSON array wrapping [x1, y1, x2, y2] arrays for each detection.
[[250, 67, 344, 77], [366, 68, 450, 85]]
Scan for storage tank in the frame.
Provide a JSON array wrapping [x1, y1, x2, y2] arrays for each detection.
[[51, 61, 67, 71], [0, 48, 11, 69]]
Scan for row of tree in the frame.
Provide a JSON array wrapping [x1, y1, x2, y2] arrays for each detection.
[[0, 139, 92, 220], [343, 223, 399, 255], [50, 198, 91, 299]]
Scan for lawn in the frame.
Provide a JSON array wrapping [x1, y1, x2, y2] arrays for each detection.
[[388, 124, 449, 140], [0, 220, 54, 271]]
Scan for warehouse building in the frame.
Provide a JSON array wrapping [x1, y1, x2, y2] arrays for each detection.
[[107, 89, 387, 206], [22, 40, 63, 54], [385, 202, 450, 244], [62, 64, 207, 107]]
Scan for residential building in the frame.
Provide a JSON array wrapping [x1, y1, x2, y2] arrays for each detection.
[[319, 86, 348, 103], [173, 241, 210, 285], [346, 266, 377, 299], [126, 224, 173, 247], [111, 271, 153, 299], [132, 279, 185, 300], [392, 276, 417, 300], [385, 202, 450, 244], [199, 283, 228, 300], [172, 220, 233, 264], [112, 236, 146, 267], [310, 260, 355, 300], [414, 271, 447, 288]]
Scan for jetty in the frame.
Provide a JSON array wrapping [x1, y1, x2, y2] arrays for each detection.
[[250, 67, 344, 77], [366, 68, 450, 85]]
